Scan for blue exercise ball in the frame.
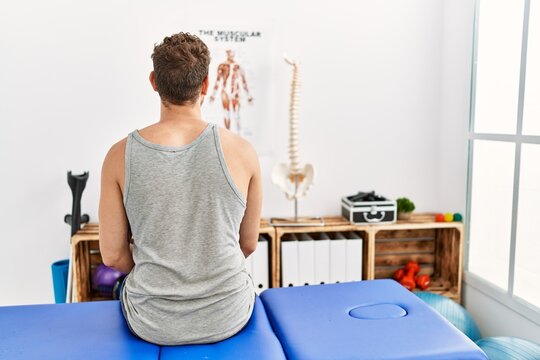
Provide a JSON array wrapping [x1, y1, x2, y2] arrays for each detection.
[[415, 291, 481, 341], [476, 337, 540, 360]]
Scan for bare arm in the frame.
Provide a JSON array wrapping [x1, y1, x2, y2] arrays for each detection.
[[98, 140, 134, 274], [238, 145, 262, 258]]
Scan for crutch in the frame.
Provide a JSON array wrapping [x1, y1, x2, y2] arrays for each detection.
[[64, 171, 89, 303]]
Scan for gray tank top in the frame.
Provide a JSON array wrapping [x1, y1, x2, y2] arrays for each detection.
[[120, 122, 255, 345]]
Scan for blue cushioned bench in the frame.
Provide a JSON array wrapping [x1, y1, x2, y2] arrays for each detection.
[[260, 280, 487, 360], [0, 300, 160, 360], [0, 280, 487, 360], [160, 296, 285, 360], [0, 296, 284, 360]]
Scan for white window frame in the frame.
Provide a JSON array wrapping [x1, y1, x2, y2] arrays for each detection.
[[466, 0, 540, 325]]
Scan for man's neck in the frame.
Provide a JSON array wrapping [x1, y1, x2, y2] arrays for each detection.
[[159, 101, 204, 124]]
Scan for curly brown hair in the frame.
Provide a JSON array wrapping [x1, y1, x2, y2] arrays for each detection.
[[151, 32, 210, 106]]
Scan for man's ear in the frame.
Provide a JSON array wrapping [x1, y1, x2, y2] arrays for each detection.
[[149, 71, 158, 91], [201, 76, 209, 95]]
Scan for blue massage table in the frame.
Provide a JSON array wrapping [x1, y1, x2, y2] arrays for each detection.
[[159, 297, 285, 360], [0, 280, 487, 360], [260, 280, 487, 360], [0, 300, 159, 360]]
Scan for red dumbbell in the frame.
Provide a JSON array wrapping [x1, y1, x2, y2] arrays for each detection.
[[393, 268, 405, 281], [416, 274, 431, 290], [399, 261, 420, 291]]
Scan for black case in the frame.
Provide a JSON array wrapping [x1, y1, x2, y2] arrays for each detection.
[[341, 196, 397, 224]]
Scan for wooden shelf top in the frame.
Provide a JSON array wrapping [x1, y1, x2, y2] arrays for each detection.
[[364, 213, 463, 231], [366, 220, 464, 231], [72, 214, 463, 242], [270, 216, 350, 227], [73, 219, 277, 240]]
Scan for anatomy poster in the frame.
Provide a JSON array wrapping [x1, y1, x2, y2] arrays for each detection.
[[197, 29, 273, 155]]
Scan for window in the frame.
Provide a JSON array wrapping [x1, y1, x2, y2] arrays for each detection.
[[467, 0, 540, 318]]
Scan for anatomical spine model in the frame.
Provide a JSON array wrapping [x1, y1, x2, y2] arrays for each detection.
[[272, 55, 315, 211]]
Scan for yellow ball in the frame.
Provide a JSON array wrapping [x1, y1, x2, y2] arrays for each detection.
[[444, 213, 453, 222]]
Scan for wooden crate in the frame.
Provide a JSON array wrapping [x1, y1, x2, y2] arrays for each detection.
[[71, 224, 105, 302], [273, 216, 372, 287], [367, 218, 463, 302], [71, 220, 276, 302]]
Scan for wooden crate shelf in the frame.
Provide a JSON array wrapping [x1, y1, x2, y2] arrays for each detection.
[[273, 216, 372, 287], [71, 214, 464, 303], [71, 225, 100, 302], [367, 218, 463, 303]]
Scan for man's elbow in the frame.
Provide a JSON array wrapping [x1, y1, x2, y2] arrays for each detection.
[[241, 242, 258, 258], [101, 255, 120, 269], [101, 254, 127, 273]]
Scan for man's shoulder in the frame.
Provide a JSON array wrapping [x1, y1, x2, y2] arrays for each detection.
[[218, 128, 258, 166], [218, 127, 251, 150], [102, 137, 128, 175], [107, 137, 128, 160]]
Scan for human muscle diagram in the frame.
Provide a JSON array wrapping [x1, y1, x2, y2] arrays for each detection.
[[197, 29, 272, 155], [209, 49, 253, 132]]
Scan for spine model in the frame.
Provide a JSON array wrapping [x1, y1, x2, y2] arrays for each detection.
[[284, 56, 301, 176], [272, 55, 315, 202]]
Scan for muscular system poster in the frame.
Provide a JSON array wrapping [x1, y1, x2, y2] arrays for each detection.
[[197, 29, 273, 155]]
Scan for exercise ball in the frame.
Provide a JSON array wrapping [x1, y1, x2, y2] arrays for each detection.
[[476, 337, 540, 360], [415, 291, 481, 341], [92, 264, 125, 297]]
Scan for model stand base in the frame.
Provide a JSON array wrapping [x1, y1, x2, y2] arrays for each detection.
[[270, 216, 325, 227]]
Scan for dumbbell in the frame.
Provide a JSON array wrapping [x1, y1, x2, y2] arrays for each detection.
[[394, 261, 418, 291], [394, 261, 430, 291]]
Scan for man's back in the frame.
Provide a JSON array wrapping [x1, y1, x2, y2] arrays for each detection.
[[110, 121, 257, 345], [102, 120, 262, 262], [110, 122, 255, 200]]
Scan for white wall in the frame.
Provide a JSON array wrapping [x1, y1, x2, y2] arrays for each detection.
[[438, 0, 473, 214], [439, 0, 540, 344], [0, 0, 445, 306], [2, 0, 538, 343]]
